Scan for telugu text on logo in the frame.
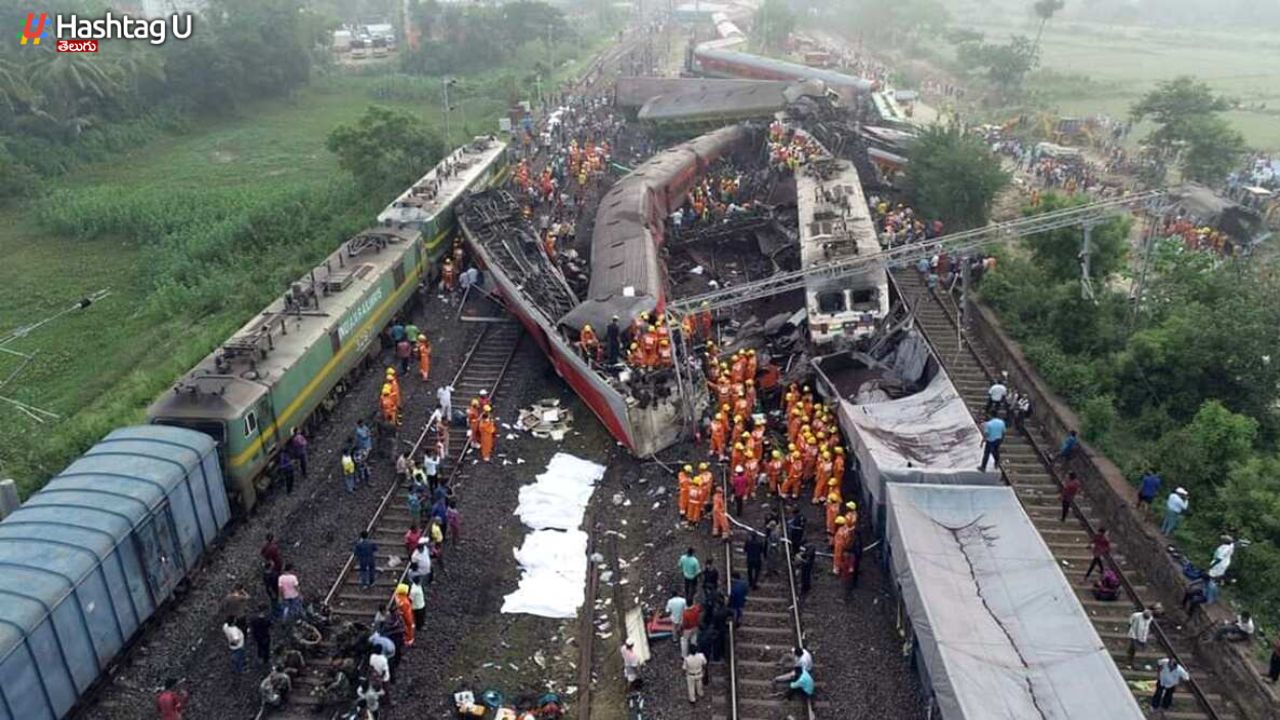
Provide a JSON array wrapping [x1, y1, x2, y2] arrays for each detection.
[[56, 39, 98, 53]]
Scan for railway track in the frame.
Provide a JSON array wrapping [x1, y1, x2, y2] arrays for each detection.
[[288, 320, 522, 713], [895, 269, 1236, 720], [712, 485, 817, 720]]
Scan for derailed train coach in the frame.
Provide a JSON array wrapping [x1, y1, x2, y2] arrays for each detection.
[[0, 426, 230, 720]]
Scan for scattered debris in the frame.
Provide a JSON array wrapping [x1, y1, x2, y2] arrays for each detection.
[[518, 398, 575, 440]]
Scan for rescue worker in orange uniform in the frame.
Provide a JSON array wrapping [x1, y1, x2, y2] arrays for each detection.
[[640, 326, 659, 367], [825, 493, 842, 545], [730, 441, 745, 472], [386, 368, 401, 412], [658, 338, 673, 367], [832, 446, 846, 483], [711, 487, 729, 539], [781, 452, 803, 499], [686, 477, 707, 525], [678, 465, 693, 520], [380, 385, 397, 425], [628, 342, 644, 368], [478, 407, 496, 462], [441, 258, 456, 292], [466, 399, 481, 445], [452, 238, 465, 270], [417, 334, 431, 381], [765, 450, 784, 495], [832, 516, 853, 575], [813, 451, 834, 505], [742, 451, 760, 498], [709, 413, 728, 461], [745, 349, 758, 380], [578, 324, 600, 362], [395, 583, 415, 646], [844, 501, 859, 531], [698, 301, 713, 339]]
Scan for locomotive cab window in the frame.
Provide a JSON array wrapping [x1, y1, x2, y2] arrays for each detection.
[[850, 289, 878, 309], [817, 291, 846, 313], [244, 411, 258, 438]]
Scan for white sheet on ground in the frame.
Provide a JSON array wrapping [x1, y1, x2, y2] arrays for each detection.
[[502, 452, 605, 618], [885, 484, 1143, 720], [515, 452, 605, 530], [500, 529, 590, 618]]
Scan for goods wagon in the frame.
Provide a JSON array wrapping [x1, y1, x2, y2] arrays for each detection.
[[0, 426, 229, 720], [148, 227, 426, 511]]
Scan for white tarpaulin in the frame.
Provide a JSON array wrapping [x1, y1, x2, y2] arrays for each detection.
[[885, 484, 1142, 720], [502, 453, 605, 618], [500, 529, 591, 618], [515, 453, 605, 530], [836, 365, 998, 513]]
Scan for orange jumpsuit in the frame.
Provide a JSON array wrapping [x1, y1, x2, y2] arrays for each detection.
[[417, 339, 431, 380], [442, 260, 456, 291], [678, 471, 692, 517], [381, 394, 398, 424], [641, 333, 659, 367], [833, 452, 846, 482], [833, 525, 853, 574], [387, 377, 402, 411], [686, 483, 706, 524], [781, 455, 803, 498], [730, 444, 745, 472], [395, 591, 415, 645], [743, 458, 760, 497], [709, 418, 727, 459], [466, 404, 480, 442], [730, 356, 746, 384], [765, 457, 783, 495], [825, 499, 842, 542], [813, 459, 834, 504], [478, 416, 496, 461], [711, 491, 729, 538]]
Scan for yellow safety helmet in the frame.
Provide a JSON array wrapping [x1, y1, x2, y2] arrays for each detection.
[[471, 398, 480, 406], [583, 324, 593, 332], [715, 412, 724, 421], [788, 443, 796, 451], [835, 446, 845, 454], [386, 368, 396, 376], [846, 501, 858, 510], [835, 515, 847, 525], [827, 493, 840, 503], [660, 339, 670, 346], [822, 451, 831, 460], [418, 334, 426, 342], [396, 583, 409, 595], [630, 342, 638, 349], [699, 462, 709, 470], [744, 450, 754, 459], [381, 386, 392, 396], [827, 479, 838, 486], [803, 385, 811, 393], [483, 404, 492, 412], [683, 464, 693, 473], [772, 450, 782, 459]]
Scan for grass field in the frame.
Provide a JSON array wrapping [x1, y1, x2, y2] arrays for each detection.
[[944, 9, 1280, 149], [0, 68, 525, 495]]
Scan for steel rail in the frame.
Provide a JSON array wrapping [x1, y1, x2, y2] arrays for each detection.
[[721, 468, 741, 720], [907, 274, 1223, 720], [774, 494, 816, 720]]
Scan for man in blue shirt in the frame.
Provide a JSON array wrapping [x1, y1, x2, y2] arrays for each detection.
[[786, 666, 815, 701], [354, 531, 378, 589], [1137, 469, 1162, 510], [678, 548, 701, 602], [979, 415, 1006, 472], [1057, 429, 1079, 463]]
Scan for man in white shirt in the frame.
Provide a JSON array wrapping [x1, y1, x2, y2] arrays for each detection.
[[664, 591, 687, 648], [368, 646, 391, 684], [1161, 488, 1190, 535], [985, 380, 1008, 416], [436, 385, 454, 423], [1126, 609, 1153, 668], [1208, 536, 1235, 579], [1152, 658, 1190, 710], [621, 639, 641, 687], [1215, 612, 1255, 643], [223, 617, 246, 673], [682, 649, 707, 704]]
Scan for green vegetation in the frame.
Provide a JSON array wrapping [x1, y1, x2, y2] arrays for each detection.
[[0, 0, 607, 494], [981, 194, 1280, 624], [328, 106, 445, 194], [904, 125, 1010, 229], [955, 35, 1040, 99], [0, 0, 329, 197], [1131, 77, 1247, 184], [754, 0, 797, 53]]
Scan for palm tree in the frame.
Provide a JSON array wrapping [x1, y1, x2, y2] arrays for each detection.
[[1032, 0, 1065, 53]]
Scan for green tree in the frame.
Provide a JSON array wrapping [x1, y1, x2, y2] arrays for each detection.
[[1031, 0, 1066, 51], [1131, 76, 1246, 184], [957, 36, 1040, 97], [1154, 400, 1258, 493], [754, 0, 796, 52], [903, 124, 1009, 229], [1021, 192, 1130, 283], [327, 105, 444, 194]]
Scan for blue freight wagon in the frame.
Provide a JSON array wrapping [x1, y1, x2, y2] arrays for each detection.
[[0, 426, 230, 720]]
